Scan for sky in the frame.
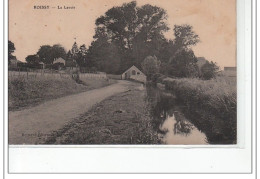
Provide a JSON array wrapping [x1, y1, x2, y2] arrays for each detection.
[[9, 0, 236, 69]]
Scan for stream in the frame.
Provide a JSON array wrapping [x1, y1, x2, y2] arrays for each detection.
[[146, 86, 208, 145]]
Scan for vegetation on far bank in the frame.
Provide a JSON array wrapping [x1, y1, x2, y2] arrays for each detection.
[[8, 76, 116, 111], [163, 77, 236, 144]]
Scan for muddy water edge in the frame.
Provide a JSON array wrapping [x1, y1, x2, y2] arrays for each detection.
[[145, 85, 208, 145]]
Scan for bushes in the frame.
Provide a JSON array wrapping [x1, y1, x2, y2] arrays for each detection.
[[200, 61, 219, 80], [164, 77, 237, 144]]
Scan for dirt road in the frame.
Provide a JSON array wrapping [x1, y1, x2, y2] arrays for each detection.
[[9, 80, 136, 144]]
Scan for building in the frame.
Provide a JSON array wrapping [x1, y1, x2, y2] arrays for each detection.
[[223, 67, 236, 77], [53, 57, 66, 70], [121, 65, 146, 83], [224, 67, 236, 71]]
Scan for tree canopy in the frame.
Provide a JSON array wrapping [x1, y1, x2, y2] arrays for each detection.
[[200, 61, 219, 80], [169, 49, 199, 78], [88, 1, 169, 73], [141, 55, 161, 80], [37, 44, 66, 64], [25, 54, 40, 65], [8, 40, 16, 64], [173, 24, 200, 51]]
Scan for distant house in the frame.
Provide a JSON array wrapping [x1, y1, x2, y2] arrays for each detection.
[[224, 67, 236, 71], [223, 67, 237, 77], [53, 57, 66, 70], [121, 65, 146, 83], [53, 57, 66, 65]]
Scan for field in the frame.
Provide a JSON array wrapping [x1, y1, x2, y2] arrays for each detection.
[[8, 73, 115, 111], [164, 76, 237, 144], [44, 82, 159, 144]]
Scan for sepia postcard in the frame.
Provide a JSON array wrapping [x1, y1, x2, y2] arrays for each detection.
[[8, 0, 237, 146]]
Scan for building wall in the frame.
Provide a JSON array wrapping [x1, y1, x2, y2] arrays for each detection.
[[121, 66, 146, 83]]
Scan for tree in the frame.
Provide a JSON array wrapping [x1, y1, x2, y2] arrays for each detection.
[[200, 61, 219, 80], [169, 49, 199, 78], [162, 25, 200, 77], [86, 35, 121, 74], [37, 44, 66, 64], [25, 54, 40, 65], [94, 1, 169, 70], [51, 44, 67, 60], [8, 40, 16, 64], [141, 55, 161, 80], [73, 44, 89, 67], [173, 24, 200, 51], [37, 45, 53, 64]]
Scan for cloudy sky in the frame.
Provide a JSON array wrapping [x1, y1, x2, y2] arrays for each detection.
[[9, 0, 236, 69]]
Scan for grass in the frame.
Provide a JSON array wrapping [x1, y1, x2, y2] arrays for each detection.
[[44, 82, 159, 144], [163, 76, 237, 144], [8, 75, 116, 111]]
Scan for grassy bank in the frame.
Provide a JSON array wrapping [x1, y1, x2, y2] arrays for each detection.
[[45, 82, 159, 144], [164, 77, 237, 144], [8, 76, 115, 111]]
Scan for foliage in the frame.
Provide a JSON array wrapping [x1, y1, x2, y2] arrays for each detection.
[[168, 49, 199, 78], [37, 44, 66, 64], [25, 54, 40, 65], [88, 1, 169, 74], [173, 24, 200, 50], [8, 40, 16, 64], [141, 56, 161, 80], [86, 35, 121, 74], [52, 44, 67, 60], [164, 77, 237, 144], [200, 61, 220, 80]]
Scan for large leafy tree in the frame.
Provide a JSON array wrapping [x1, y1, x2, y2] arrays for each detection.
[[92, 1, 169, 72], [8, 40, 16, 64], [37, 44, 66, 64], [173, 24, 200, 51], [163, 24, 200, 77], [37, 45, 53, 64], [200, 61, 219, 80], [25, 54, 40, 65], [141, 55, 161, 80], [169, 49, 199, 78], [86, 35, 121, 74]]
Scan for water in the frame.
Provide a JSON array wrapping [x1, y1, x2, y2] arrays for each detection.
[[146, 87, 208, 145]]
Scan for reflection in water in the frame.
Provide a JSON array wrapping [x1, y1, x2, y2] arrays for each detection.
[[146, 87, 208, 145]]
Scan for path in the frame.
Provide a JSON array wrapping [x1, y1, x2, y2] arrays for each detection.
[[9, 80, 134, 144]]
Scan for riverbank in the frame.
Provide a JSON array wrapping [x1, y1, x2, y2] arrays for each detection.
[[8, 76, 115, 111], [163, 77, 236, 144], [45, 81, 159, 144]]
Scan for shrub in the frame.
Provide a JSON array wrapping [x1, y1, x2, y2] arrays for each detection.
[[164, 77, 237, 144], [141, 56, 161, 80], [200, 61, 219, 80]]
